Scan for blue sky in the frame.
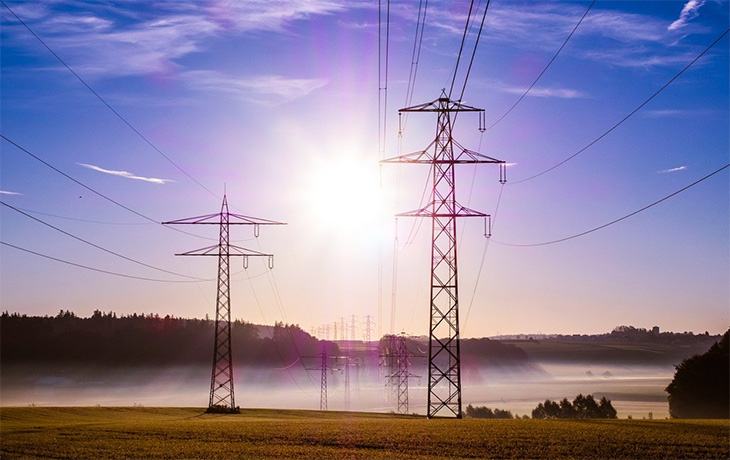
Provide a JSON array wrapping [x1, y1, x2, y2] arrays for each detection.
[[1, 0, 728, 337]]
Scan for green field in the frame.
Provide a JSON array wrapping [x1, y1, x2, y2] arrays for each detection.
[[1, 407, 728, 459]]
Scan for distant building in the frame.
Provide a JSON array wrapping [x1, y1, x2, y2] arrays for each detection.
[[652, 326, 660, 334]]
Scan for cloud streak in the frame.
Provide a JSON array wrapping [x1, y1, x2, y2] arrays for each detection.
[[668, 0, 705, 31], [501, 85, 587, 99], [3, 1, 346, 78], [657, 165, 688, 174], [182, 71, 328, 104], [0, 190, 23, 195], [78, 163, 173, 184], [416, 2, 711, 69]]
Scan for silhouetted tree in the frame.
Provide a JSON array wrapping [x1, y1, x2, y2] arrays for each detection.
[[573, 394, 601, 418], [598, 396, 617, 419], [0, 311, 328, 367], [666, 329, 729, 418], [559, 398, 576, 418], [532, 394, 616, 419], [465, 404, 513, 419]]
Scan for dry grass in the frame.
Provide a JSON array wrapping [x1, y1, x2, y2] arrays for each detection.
[[1, 407, 728, 459]]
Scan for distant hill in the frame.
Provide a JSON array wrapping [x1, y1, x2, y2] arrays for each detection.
[[496, 326, 722, 365], [0, 310, 327, 367], [2, 312, 720, 370], [0, 311, 532, 371]]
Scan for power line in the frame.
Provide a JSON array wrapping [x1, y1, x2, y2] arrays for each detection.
[[405, 0, 428, 108], [378, 0, 392, 341], [448, 0, 475, 98], [486, 0, 595, 131], [383, 0, 391, 155], [378, 0, 392, 158], [398, 0, 429, 141], [456, 0, 492, 103], [0, 134, 217, 242], [0, 0, 219, 200], [511, 27, 730, 185], [1, 201, 206, 281], [495, 163, 729, 247], [12, 206, 255, 243], [0, 240, 201, 283], [463, 183, 504, 335], [15, 206, 150, 225], [403, 167, 432, 247]]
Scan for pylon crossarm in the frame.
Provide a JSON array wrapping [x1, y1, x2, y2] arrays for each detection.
[[399, 96, 484, 113], [162, 212, 222, 225], [175, 244, 272, 257], [163, 213, 285, 226], [381, 140, 436, 164], [227, 213, 286, 226], [381, 148, 433, 164], [396, 201, 490, 218], [452, 146, 504, 164]]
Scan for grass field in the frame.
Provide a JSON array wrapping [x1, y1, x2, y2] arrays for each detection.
[[1, 407, 728, 459]]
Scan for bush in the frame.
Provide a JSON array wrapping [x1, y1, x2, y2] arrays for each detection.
[[666, 330, 729, 418], [465, 404, 513, 419], [532, 394, 617, 419]]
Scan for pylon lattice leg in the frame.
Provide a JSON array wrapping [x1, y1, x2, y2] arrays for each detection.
[[428, 103, 462, 419], [209, 198, 235, 410]]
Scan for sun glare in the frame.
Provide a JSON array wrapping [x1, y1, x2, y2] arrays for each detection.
[[303, 156, 393, 242]]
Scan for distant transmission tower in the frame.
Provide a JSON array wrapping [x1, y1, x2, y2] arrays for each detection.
[[364, 315, 373, 342], [305, 348, 337, 411], [335, 354, 359, 411], [382, 334, 420, 414], [350, 314, 356, 343], [382, 92, 506, 418], [320, 351, 328, 410], [163, 193, 284, 413]]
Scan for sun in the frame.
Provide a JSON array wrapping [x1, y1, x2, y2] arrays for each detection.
[[302, 155, 393, 242]]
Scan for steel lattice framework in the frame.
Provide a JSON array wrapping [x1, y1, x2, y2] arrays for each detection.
[[320, 351, 328, 411], [163, 194, 284, 413], [383, 93, 506, 418], [382, 334, 420, 414]]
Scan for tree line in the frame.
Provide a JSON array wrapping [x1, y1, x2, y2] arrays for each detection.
[[531, 394, 617, 419], [666, 329, 729, 418], [0, 310, 332, 366]]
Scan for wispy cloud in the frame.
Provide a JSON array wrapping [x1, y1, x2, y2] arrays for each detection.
[[500, 86, 587, 99], [3, 1, 346, 78], [581, 49, 699, 69], [657, 165, 688, 174], [182, 71, 328, 104], [78, 163, 173, 184], [642, 108, 721, 118], [668, 0, 706, 31], [416, 2, 711, 69], [0, 190, 22, 195]]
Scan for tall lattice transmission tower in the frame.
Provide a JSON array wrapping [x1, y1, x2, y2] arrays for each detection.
[[163, 193, 284, 413], [382, 92, 506, 418]]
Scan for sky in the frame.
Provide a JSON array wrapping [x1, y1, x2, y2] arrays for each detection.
[[1, 0, 728, 338]]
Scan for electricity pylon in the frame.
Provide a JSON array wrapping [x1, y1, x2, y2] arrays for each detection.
[[382, 334, 420, 414], [350, 314, 356, 343], [163, 193, 284, 413], [382, 92, 506, 418], [305, 348, 343, 411], [363, 315, 373, 342], [305, 349, 332, 410], [333, 354, 360, 411]]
